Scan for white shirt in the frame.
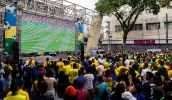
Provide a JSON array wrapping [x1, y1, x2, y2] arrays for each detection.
[[1, 62, 5, 69], [102, 59, 106, 64], [98, 58, 103, 64], [124, 59, 130, 69], [84, 74, 94, 90], [97, 65, 104, 75], [141, 68, 151, 84], [0, 69, 5, 80], [152, 70, 157, 75]]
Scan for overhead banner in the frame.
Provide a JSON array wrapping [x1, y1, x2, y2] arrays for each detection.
[[78, 21, 83, 50], [4, 5, 17, 53]]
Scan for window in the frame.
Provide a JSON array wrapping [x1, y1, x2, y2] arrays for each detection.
[[132, 24, 143, 31], [170, 6, 172, 9], [115, 25, 122, 32], [167, 6, 172, 9], [164, 22, 172, 29], [120, 12, 127, 17], [134, 10, 143, 15], [146, 9, 154, 14], [146, 23, 160, 30]]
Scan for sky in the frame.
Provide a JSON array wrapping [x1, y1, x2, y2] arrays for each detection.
[[66, 0, 98, 10]]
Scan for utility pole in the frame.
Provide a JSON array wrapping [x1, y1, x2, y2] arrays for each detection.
[[105, 21, 110, 52], [166, 13, 169, 52], [158, 25, 160, 48]]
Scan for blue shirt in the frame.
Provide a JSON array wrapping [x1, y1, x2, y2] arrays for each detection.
[[0, 79, 5, 99], [52, 70, 56, 79], [109, 74, 116, 81], [32, 66, 37, 73], [134, 94, 146, 100], [18, 62, 24, 71], [73, 76, 86, 87], [34, 71, 39, 80], [95, 82, 107, 100], [83, 61, 89, 69]]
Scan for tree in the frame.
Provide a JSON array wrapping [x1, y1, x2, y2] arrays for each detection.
[[95, 0, 171, 50]]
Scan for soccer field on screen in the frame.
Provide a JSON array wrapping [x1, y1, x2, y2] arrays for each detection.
[[21, 14, 75, 54]]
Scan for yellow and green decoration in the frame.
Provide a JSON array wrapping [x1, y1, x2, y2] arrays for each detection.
[[78, 20, 83, 50], [4, 5, 17, 53]]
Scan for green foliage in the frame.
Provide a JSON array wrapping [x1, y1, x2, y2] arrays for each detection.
[[95, 0, 170, 44]]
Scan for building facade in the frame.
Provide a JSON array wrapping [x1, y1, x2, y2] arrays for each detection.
[[102, 6, 172, 51]]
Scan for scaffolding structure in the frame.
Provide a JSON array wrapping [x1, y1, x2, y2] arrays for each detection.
[[0, 0, 5, 60], [0, 0, 99, 59]]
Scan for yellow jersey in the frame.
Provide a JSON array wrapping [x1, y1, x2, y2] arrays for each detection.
[[115, 66, 128, 76], [139, 63, 144, 71], [68, 69, 79, 84], [70, 61, 75, 69], [43, 61, 52, 68], [56, 61, 64, 74], [168, 70, 172, 78], [4, 94, 26, 100], [7, 89, 29, 100], [63, 65, 72, 75], [33, 80, 41, 91], [164, 65, 169, 72], [30, 59, 35, 68], [8, 66, 12, 77]]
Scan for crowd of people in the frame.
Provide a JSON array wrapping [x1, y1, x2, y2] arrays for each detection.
[[1, 51, 172, 100]]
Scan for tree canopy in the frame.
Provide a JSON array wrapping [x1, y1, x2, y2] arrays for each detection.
[[95, 0, 171, 46]]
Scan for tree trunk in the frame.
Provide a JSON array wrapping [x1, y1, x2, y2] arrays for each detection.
[[122, 31, 128, 53], [122, 41, 126, 53]]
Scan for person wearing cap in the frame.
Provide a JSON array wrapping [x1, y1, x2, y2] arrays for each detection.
[[31, 60, 39, 82], [122, 91, 136, 100], [4, 81, 26, 100], [7, 80, 29, 100], [64, 86, 77, 100]]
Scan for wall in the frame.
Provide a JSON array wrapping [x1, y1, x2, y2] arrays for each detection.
[[103, 7, 172, 40], [103, 44, 171, 52]]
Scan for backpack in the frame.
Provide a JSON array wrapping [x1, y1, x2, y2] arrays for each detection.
[[45, 62, 51, 70], [99, 85, 108, 100]]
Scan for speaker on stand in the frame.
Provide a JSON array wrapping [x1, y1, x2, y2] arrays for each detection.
[[80, 43, 85, 63], [13, 42, 19, 62]]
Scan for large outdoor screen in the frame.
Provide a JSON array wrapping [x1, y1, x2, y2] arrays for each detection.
[[21, 13, 75, 54]]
